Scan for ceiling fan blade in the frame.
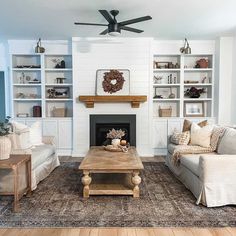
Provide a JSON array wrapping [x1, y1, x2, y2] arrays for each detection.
[[119, 16, 152, 26], [100, 29, 108, 35], [120, 26, 143, 33], [74, 22, 107, 26], [99, 10, 115, 24]]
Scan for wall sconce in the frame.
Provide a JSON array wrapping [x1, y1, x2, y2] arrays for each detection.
[[180, 38, 191, 54]]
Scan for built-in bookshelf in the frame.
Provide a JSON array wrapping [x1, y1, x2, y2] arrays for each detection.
[[11, 54, 73, 118], [153, 54, 214, 118]]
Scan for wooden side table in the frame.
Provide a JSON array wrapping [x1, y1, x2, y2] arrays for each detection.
[[0, 154, 31, 212]]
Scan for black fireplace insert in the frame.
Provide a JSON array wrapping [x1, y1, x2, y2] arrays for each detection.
[[90, 115, 136, 146]]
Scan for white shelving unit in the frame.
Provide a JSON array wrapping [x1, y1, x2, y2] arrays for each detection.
[[153, 55, 181, 118], [44, 54, 73, 118], [11, 54, 73, 118], [153, 54, 214, 118]]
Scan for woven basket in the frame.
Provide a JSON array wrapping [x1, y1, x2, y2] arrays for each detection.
[[52, 108, 67, 117], [159, 106, 172, 117]]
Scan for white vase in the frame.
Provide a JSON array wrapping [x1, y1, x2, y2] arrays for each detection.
[[0, 136, 12, 160], [112, 138, 121, 147]]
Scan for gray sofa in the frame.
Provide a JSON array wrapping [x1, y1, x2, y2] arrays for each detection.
[[166, 127, 236, 207], [0, 136, 60, 193]]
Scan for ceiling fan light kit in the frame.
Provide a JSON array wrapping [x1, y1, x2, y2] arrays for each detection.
[[74, 10, 152, 36], [108, 23, 121, 36]]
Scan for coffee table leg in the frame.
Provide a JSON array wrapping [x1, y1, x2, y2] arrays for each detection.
[[82, 171, 92, 198], [132, 171, 141, 198]]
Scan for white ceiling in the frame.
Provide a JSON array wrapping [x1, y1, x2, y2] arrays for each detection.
[[1, 0, 236, 40]]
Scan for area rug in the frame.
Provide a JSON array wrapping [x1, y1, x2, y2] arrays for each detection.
[[0, 162, 236, 227]]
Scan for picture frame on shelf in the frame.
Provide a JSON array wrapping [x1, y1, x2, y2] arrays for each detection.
[[47, 87, 70, 98], [96, 69, 130, 96], [155, 61, 170, 69], [184, 102, 205, 117]]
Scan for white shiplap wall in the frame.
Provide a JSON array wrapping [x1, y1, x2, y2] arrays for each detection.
[[72, 37, 153, 157]]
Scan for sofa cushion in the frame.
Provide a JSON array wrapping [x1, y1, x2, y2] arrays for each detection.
[[31, 144, 55, 169], [168, 143, 178, 154], [180, 153, 217, 177], [180, 155, 200, 177], [217, 128, 236, 154]]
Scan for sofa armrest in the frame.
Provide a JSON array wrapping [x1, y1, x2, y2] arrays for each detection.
[[199, 155, 236, 183], [42, 136, 56, 146], [10, 148, 32, 155]]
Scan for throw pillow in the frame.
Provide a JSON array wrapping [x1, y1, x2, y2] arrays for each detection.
[[8, 128, 32, 150], [190, 123, 214, 148], [11, 121, 32, 149], [29, 122, 43, 146], [7, 133, 18, 150], [210, 126, 226, 151], [217, 127, 236, 154], [11, 121, 28, 133], [11, 121, 43, 148], [170, 131, 190, 145], [182, 119, 208, 132]]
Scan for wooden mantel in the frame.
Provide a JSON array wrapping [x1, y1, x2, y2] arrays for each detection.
[[79, 95, 147, 108]]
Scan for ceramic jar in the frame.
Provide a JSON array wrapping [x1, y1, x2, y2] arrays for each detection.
[[197, 58, 209, 68], [111, 138, 121, 147]]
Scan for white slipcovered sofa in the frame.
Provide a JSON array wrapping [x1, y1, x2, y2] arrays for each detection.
[[0, 122, 60, 193], [166, 127, 236, 207], [14, 136, 60, 190]]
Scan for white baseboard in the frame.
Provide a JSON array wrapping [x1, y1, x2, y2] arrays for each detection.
[[57, 149, 73, 156]]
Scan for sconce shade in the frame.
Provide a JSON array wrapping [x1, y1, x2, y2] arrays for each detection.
[[180, 38, 191, 54], [185, 44, 191, 54]]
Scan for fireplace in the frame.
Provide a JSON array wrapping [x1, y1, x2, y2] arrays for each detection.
[[90, 115, 136, 146]]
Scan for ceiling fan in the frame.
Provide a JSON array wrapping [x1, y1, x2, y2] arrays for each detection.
[[74, 10, 152, 36]]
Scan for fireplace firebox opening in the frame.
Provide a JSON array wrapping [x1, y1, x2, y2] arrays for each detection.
[[90, 115, 136, 146]]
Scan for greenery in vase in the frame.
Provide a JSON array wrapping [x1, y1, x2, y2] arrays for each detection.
[[0, 116, 11, 136], [106, 128, 125, 139], [184, 87, 206, 98]]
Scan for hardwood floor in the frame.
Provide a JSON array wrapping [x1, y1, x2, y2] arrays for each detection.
[[0, 228, 236, 236]]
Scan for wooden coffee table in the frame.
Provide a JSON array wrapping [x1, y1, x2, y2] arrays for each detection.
[[79, 146, 144, 198]]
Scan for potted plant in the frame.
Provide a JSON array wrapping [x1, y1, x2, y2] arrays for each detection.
[[106, 129, 125, 147], [0, 116, 12, 160]]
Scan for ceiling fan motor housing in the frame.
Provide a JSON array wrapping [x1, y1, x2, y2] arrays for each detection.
[[108, 23, 121, 34]]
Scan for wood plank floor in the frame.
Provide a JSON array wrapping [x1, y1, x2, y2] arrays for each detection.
[[0, 228, 236, 236]]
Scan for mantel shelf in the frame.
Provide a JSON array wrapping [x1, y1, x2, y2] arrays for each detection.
[[79, 95, 147, 108]]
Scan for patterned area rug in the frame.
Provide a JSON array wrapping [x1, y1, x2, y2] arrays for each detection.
[[0, 162, 236, 227]]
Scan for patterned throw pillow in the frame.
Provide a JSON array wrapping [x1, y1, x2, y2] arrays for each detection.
[[182, 119, 208, 132], [210, 126, 226, 151], [170, 131, 190, 145]]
